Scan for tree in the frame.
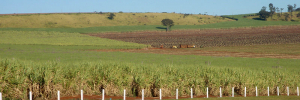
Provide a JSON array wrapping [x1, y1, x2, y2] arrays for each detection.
[[276, 7, 280, 17], [108, 13, 115, 20], [259, 6, 270, 20], [161, 19, 174, 31], [269, 3, 275, 16], [276, 7, 280, 13], [288, 4, 294, 17], [284, 13, 290, 21], [280, 8, 284, 16]]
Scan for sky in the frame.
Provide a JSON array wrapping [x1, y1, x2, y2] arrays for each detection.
[[0, 0, 299, 15]]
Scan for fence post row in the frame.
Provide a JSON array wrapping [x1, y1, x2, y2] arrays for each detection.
[[2, 86, 298, 100]]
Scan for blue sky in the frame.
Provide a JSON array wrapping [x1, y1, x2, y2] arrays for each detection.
[[0, 0, 299, 15]]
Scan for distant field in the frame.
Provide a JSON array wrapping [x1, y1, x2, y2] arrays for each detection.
[[0, 13, 300, 33], [0, 13, 231, 28]]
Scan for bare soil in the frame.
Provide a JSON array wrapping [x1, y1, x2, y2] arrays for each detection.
[[89, 25, 300, 48], [88, 25, 300, 59]]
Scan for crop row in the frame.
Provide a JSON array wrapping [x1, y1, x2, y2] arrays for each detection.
[[0, 58, 299, 99]]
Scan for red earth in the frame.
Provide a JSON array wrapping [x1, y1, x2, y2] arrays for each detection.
[[88, 25, 300, 59], [89, 25, 300, 48]]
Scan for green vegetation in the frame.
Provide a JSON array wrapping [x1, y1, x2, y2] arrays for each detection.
[[256, 3, 300, 21], [161, 18, 174, 31], [0, 31, 147, 48], [1, 57, 299, 99], [1, 12, 300, 99], [200, 43, 300, 55]]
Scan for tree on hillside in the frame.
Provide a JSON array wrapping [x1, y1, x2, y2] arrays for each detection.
[[161, 19, 174, 32], [280, 8, 284, 16], [276, 7, 280, 17], [259, 6, 270, 20], [288, 4, 294, 17], [276, 7, 280, 13], [108, 13, 115, 20], [269, 3, 275, 18]]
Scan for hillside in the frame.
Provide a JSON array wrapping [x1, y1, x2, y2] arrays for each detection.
[[0, 13, 233, 28]]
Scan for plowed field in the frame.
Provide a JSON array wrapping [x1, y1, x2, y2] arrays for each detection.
[[89, 25, 300, 48], [89, 25, 300, 59]]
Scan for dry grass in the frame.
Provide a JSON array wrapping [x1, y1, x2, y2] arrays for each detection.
[[0, 13, 233, 28]]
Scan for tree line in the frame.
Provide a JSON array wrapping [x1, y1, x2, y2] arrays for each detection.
[[259, 3, 300, 20]]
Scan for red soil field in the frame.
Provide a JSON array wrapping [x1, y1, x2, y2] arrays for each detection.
[[89, 25, 300, 48], [89, 25, 300, 59]]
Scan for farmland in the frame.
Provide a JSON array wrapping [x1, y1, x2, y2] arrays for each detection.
[[0, 13, 232, 28], [0, 13, 300, 100], [89, 25, 300, 48]]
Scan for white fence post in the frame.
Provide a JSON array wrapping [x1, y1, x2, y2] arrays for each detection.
[[267, 87, 269, 96], [287, 87, 289, 96], [159, 89, 162, 100], [191, 88, 193, 98], [256, 86, 258, 97], [277, 87, 280, 96], [102, 89, 105, 100], [232, 87, 234, 97], [124, 89, 126, 100], [176, 89, 178, 99], [297, 87, 299, 96], [81, 90, 83, 100], [58, 91, 60, 100], [0, 92, 2, 100], [244, 87, 246, 97], [206, 87, 209, 98], [30, 91, 32, 100], [220, 87, 222, 97], [142, 89, 144, 100]]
